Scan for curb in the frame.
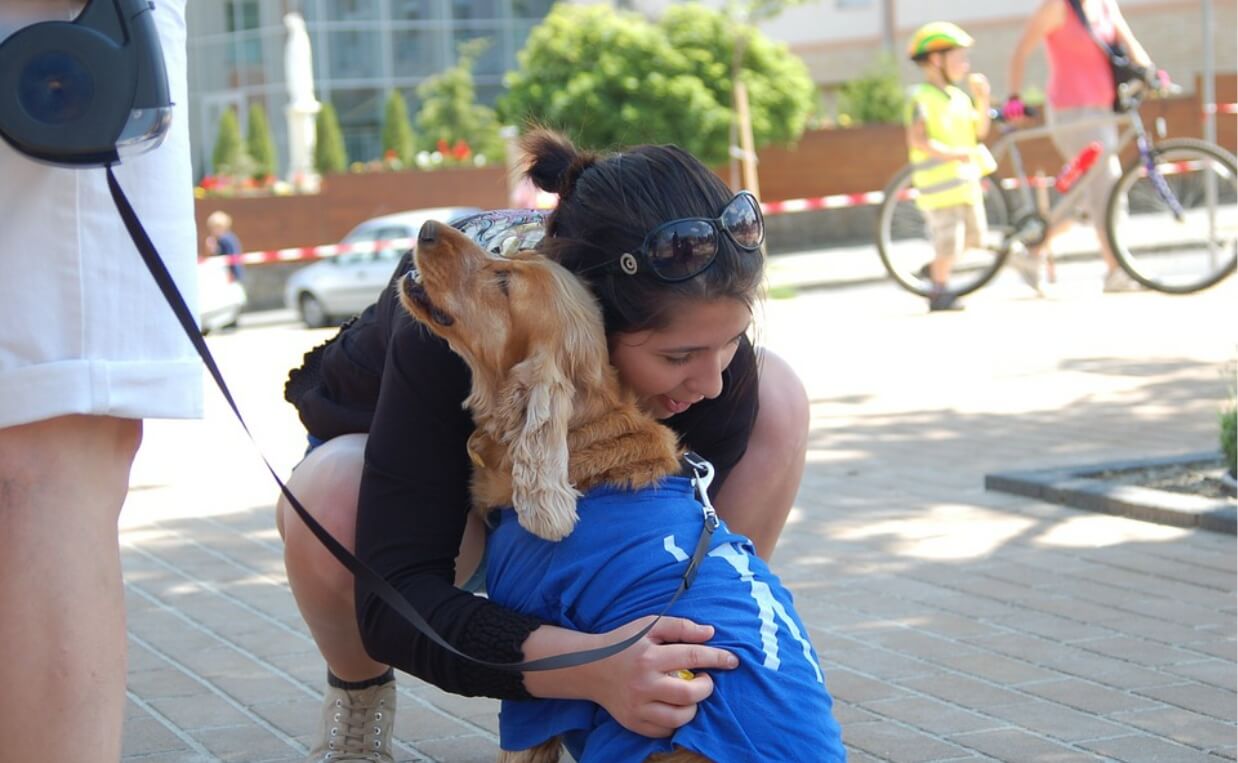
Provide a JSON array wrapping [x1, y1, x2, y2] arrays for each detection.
[[985, 451, 1237, 534]]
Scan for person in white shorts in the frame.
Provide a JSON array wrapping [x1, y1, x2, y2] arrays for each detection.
[[0, 2, 201, 761]]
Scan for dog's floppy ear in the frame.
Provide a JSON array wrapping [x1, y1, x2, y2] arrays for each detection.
[[500, 343, 579, 541], [493, 257, 609, 541]]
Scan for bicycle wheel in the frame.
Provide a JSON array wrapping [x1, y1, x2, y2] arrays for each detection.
[[875, 163, 1011, 298], [1106, 138, 1237, 294]]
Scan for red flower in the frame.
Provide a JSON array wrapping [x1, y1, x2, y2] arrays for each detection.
[[452, 139, 472, 161]]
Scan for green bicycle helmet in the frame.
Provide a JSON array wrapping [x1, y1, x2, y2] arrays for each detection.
[[907, 21, 974, 61]]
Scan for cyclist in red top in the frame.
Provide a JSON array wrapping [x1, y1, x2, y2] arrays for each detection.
[[1006, 0, 1160, 292]]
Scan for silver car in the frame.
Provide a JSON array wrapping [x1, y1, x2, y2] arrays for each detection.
[[284, 206, 481, 327], [198, 255, 248, 334]]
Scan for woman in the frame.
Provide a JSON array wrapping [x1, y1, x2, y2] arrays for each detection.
[[1006, 0, 1157, 292], [277, 129, 810, 761]]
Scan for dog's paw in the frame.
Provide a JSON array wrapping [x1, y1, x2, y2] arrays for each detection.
[[516, 488, 579, 541]]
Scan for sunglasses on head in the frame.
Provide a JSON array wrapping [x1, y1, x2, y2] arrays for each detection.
[[607, 191, 765, 282]]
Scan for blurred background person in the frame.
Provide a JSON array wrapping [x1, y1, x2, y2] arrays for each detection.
[[205, 209, 245, 282], [1006, 0, 1159, 293]]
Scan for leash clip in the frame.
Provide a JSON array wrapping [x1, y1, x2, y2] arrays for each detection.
[[683, 451, 720, 532]]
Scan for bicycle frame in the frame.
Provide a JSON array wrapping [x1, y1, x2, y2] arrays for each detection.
[[989, 110, 1142, 245]]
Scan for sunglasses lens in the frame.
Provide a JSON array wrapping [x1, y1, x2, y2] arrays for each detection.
[[647, 220, 718, 280], [722, 194, 764, 249]]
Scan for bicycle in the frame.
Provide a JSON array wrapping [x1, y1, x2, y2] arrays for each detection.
[[875, 78, 1237, 297]]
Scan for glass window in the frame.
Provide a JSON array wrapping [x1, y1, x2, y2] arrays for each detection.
[[192, 39, 237, 91], [332, 88, 383, 132], [452, 0, 501, 20], [225, 0, 260, 32], [393, 29, 445, 78], [325, 0, 380, 20], [451, 27, 503, 76], [326, 30, 384, 79], [511, 0, 554, 18], [344, 127, 381, 165], [332, 88, 384, 163], [473, 83, 503, 107], [393, 0, 435, 21]]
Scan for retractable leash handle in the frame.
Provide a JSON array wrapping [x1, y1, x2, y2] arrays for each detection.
[[0, 0, 172, 166]]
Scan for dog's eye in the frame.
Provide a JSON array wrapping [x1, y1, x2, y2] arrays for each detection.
[[493, 269, 511, 296]]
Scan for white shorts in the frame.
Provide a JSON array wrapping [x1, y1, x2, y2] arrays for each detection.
[[1047, 105, 1123, 233], [0, 0, 203, 429]]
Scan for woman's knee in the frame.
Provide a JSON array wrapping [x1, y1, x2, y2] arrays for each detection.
[[754, 350, 810, 458], [279, 434, 367, 554]]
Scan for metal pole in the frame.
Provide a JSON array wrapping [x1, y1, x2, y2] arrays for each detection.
[[1201, 0, 1216, 148], [1201, 0, 1218, 259]]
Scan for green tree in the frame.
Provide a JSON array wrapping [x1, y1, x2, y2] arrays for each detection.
[[381, 90, 416, 165], [415, 38, 504, 164], [837, 52, 907, 126], [314, 102, 348, 174], [211, 107, 247, 176], [501, 3, 812, 166], [245, 102, 277, 182], [661, 3, 816, 156]]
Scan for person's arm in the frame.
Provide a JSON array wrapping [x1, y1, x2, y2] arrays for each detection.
[[354, 316, 540, 698], [1008, 0, 1065, 96], [970, 74, 993, 139], [1108, 0, 1152, 67], [353, 286, 737, 733], [522, 616, 737, 737]]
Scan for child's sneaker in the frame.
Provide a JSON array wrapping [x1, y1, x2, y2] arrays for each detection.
[[306, 680, 396, 762], [928, 290, 964, 312], [1103, 269, 1142, 293]]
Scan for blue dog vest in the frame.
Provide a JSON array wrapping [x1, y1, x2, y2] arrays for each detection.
[[485, 477, 845, 762]]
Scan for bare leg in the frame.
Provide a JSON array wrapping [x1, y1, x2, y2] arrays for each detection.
[[276, 434, 485, 680], [712, 350, 809, 561], [0, 414, 142, 763]]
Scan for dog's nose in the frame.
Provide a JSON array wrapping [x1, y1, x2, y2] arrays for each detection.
[[419, 220, 439, 244]]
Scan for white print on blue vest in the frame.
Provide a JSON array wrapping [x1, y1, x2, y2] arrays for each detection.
[[662, 537, 824, 684]]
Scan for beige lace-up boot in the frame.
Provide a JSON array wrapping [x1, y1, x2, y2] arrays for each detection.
[[306, 680, 396, 762]]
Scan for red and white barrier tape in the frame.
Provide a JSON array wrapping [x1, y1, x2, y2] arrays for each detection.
[[212, 159, 1219, 265], [1204, 102, 1238, 115]]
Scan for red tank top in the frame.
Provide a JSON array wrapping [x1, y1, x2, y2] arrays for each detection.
[[1045, 0, 1116, 109]]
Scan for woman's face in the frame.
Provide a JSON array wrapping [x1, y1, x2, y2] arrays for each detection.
[[608, 297, 752, 420]]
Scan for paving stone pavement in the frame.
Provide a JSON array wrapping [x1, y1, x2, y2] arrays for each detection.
[[120, 252, 1237, 762]]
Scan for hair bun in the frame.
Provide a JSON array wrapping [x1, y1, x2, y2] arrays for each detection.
[[520, 128, 597, 198]]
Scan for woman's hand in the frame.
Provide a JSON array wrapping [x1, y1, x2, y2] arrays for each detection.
[[592, 616, 738, 737], [522, 616, 739, 738]]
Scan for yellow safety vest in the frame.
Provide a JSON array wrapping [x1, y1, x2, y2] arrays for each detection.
[[905, 83, 996, 210]]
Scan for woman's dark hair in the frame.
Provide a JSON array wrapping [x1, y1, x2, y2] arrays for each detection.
[[520, 129, 764, 336]]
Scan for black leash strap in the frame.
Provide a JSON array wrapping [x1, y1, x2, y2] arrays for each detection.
[[105, 165, 716, 672]]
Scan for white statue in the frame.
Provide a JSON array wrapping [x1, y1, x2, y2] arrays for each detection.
[[284, 12, 321, 188]]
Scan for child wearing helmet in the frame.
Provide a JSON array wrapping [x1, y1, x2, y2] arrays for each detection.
[[905, 21, 998, 311]]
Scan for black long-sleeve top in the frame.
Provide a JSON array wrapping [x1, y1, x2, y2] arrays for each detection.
[[285, 250, 760, 700]]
